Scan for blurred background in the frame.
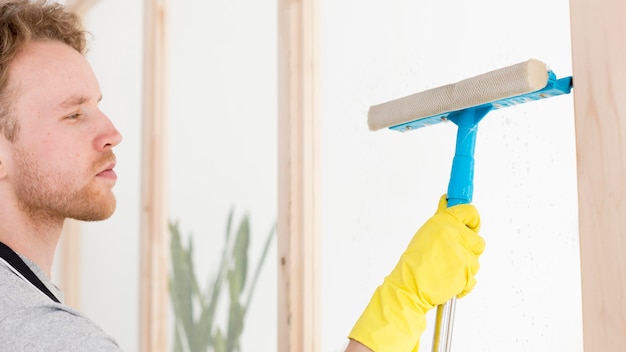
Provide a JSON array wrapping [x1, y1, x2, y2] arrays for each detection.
[[54, 0, 581, 351]]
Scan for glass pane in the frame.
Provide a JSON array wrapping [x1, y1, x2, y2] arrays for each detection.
[[320, 1, 581, 351]]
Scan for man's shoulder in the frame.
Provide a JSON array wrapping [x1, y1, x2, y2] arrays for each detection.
[[0, 264, 122, 350], [0, 262, 50, 312]]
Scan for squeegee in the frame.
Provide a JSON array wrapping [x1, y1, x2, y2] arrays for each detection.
[[367, 58, 573, 352]]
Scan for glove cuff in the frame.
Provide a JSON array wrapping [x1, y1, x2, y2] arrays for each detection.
[[348, 280, 427, 351]]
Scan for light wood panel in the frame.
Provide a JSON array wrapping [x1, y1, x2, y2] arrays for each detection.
[[277, 0, 321, 351], [140, 0, 169, 351], [569, 0, 626, 350], [59, 219, 82, 309]]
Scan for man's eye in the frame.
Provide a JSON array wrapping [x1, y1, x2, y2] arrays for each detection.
[[66, 112, 82, 120]]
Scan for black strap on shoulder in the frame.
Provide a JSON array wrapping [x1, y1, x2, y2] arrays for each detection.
[[0, 242, 60, 303]]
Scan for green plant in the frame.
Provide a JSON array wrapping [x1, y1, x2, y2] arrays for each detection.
[[169, 209, 276, 352]]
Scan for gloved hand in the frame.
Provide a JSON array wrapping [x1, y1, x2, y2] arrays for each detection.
[[348, 195, 485, 352]]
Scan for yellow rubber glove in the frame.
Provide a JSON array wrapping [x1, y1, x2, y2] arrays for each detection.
[[348, 195, 485, 352]]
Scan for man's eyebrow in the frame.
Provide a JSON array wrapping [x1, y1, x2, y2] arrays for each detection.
[[56, 95, 103, 110]]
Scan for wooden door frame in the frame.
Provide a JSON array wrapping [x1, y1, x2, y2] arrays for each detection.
[[277, 0, 321, 351], [570, 0, 626, 350], [139, 0, 170, 351]]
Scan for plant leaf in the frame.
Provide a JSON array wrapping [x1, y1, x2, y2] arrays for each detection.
[[227, 301, 245, 352], [170, 211, 276, 352], [199, 208, 236, 348], [244, 221, 276, 312], [214, 328, 227, 352], [172, 321, 185, 352], [193, 302, 213, 351], [168, 221, 196, 350], [229, 215, 249, 299]]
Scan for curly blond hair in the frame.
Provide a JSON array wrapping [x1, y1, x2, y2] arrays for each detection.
[[0, 0, 87, 141]]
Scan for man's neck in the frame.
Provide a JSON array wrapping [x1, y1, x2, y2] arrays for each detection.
[[0, 206, 64, 278]]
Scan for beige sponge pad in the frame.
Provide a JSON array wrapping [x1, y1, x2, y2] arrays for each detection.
[[368, 59, 550, 131]]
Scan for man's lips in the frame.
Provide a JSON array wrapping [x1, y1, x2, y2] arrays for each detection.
[[96, 162, 117, 180]]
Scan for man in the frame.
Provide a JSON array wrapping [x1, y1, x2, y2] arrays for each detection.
[[345, 195, 485, 352], [0, 0, 123, 349]]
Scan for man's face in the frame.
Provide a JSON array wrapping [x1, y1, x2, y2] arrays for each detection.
[[2, 40, 122, 222]]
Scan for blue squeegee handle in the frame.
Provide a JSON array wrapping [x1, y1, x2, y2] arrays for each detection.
[[446, 106, 491, 206], [432, 106, 491, 352]]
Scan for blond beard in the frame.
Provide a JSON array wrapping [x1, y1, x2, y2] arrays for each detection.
[[12, 144, 117, 224]]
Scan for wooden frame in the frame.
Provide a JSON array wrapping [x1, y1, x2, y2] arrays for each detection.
[[570, 0, 626, 350], [139, 0, 169, 351], [58, 219, 82, 309], [277, 0, 321, 351]]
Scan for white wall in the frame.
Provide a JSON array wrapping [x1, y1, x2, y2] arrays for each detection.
[[320, 0, 581, 351]]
